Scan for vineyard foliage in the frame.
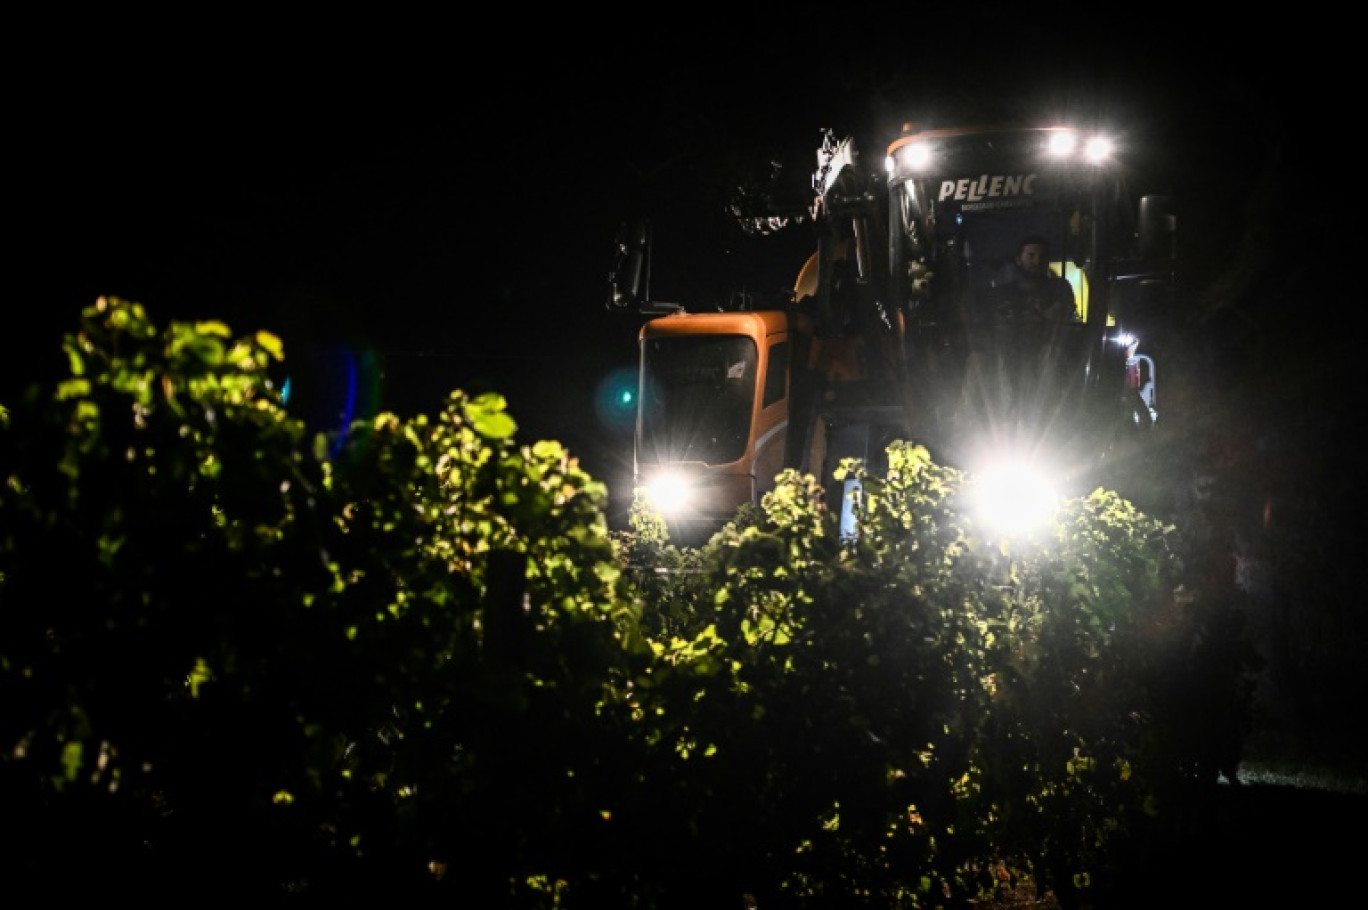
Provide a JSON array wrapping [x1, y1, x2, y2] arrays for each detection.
[[0, 298, 1255, 907]]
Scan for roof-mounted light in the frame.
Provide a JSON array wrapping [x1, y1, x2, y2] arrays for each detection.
[[1046, 129, 1116, 165], [885, 124, 1116, 178], [887, 140, 934, 175], [1046, 129, 1078, 157], [1083, 134, 1114, 163]]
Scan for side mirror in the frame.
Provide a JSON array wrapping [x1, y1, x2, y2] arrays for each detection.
[[607, 219, 649, 310], [1138, 195, 1177, 261]]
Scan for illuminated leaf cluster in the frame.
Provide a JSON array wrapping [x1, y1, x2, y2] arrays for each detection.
[[0, 299, 1256, 907]]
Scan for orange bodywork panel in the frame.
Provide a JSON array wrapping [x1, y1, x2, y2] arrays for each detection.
[[636, 310, 792, 527]]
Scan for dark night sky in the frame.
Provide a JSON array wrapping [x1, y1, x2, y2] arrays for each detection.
[[8, 12, 1347, 513]]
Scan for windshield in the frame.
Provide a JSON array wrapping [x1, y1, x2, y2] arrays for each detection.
[[888, 158, 1124, 464], [638, 335, 757, 466], [897, 172, 1100, 327]]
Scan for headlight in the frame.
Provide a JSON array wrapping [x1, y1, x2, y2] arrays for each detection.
[[969, 458, 1060, 537], [638, 470, 693, 515]]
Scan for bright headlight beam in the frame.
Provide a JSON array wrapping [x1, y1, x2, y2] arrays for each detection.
[[641, 472, 692, 515], [971, 460, 1059, 537]]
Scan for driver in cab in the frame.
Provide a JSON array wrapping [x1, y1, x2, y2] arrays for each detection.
[[986, 235, 1079, 324], [959, 234, 1082, 418]]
